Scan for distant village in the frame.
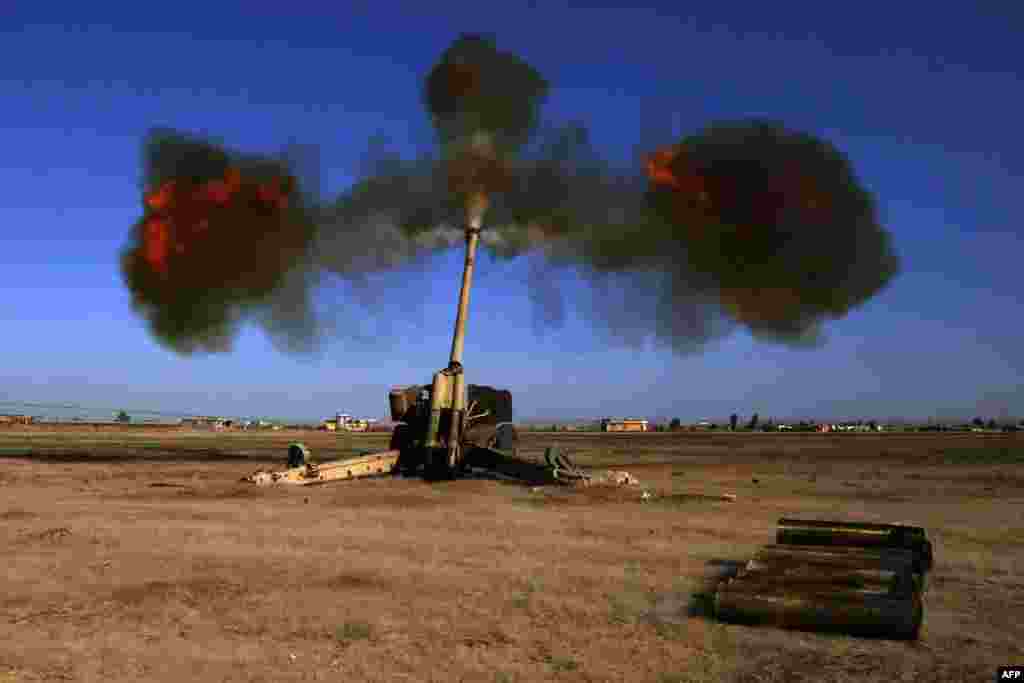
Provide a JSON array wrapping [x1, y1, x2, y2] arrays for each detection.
[[523, 415, 1024, 433], [0, 411, 1020, 433], [0, 411, 388, 432]]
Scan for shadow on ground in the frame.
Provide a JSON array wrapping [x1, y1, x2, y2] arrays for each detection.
[[689, 559, 747, 617]]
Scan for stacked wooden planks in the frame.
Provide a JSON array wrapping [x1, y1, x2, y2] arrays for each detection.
[[714, 519, 933, 640]]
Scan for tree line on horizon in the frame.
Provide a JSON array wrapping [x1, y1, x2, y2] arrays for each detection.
[[519, 415, 1023, 432]]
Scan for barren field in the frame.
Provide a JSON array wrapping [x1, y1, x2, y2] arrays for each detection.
[[1, 429, 1022, 682]]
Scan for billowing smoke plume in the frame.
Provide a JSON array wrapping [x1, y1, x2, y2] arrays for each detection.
[[639, 120, 900, 343], [121, 35, 900, 356], [509, 119, 901, 349], [425, 34, 547, 152], [120, 130, 467, 354], [120, 129, 320, 354], [423, 33, 547, 216], [340, 118, 900, 350]]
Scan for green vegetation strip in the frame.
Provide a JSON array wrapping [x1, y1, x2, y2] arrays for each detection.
[[933, 449, 1024, 465]]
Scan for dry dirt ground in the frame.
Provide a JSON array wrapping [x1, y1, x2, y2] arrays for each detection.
[[1, 429, 1022, 682]]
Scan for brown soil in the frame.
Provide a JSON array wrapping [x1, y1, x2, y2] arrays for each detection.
[[0, 429, 1021, 682]]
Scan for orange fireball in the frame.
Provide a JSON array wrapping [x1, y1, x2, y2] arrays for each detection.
[[136, 165, 298, 281], [142, 217, 171, 275], [645, 146, 709, 202], [145, 182, 175, 212], [224, 167, 242, 192], [255, 176, 293, 210], [256, 182, 279, 204], [196, 167, 246, 204], [645, 147, 681, 189], [200, 178, 232, 204]]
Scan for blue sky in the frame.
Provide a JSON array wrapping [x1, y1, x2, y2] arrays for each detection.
[[1, 2, 1021, 423]]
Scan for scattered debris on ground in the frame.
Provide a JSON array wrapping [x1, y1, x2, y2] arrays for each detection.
[[19, 526, 72, 543]]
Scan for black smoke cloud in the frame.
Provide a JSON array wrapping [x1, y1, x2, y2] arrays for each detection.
[[424, 33, 548, 154], [120, 130, 470, 355], [121, 129, 321, 354], [332, 119, 900, 351], [121, 34, 899, 356], [122, 118, 899, 356], [642, 120, 900, 344]]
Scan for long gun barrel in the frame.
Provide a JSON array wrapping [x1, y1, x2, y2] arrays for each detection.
[[449, 192, 489, 367]]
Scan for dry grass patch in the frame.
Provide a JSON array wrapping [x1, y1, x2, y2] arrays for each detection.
[[1, 429, 1022, 681], [334, 620, 373, 644], [510, 576, 542, 610]]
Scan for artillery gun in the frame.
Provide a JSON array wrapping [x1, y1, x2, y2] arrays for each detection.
[[246, 195, 587, 487]]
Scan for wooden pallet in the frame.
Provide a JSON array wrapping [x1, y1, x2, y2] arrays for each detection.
[[714, 519, 933, 640]]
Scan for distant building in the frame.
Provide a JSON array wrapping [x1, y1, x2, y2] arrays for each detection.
[[320, 419, 337, 431], [0, 414, 33, 425], [818, 423, 880, 433], [336, 413, 375, 432], [601, 418, 649, 432], [181, 416, 230, 430]]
